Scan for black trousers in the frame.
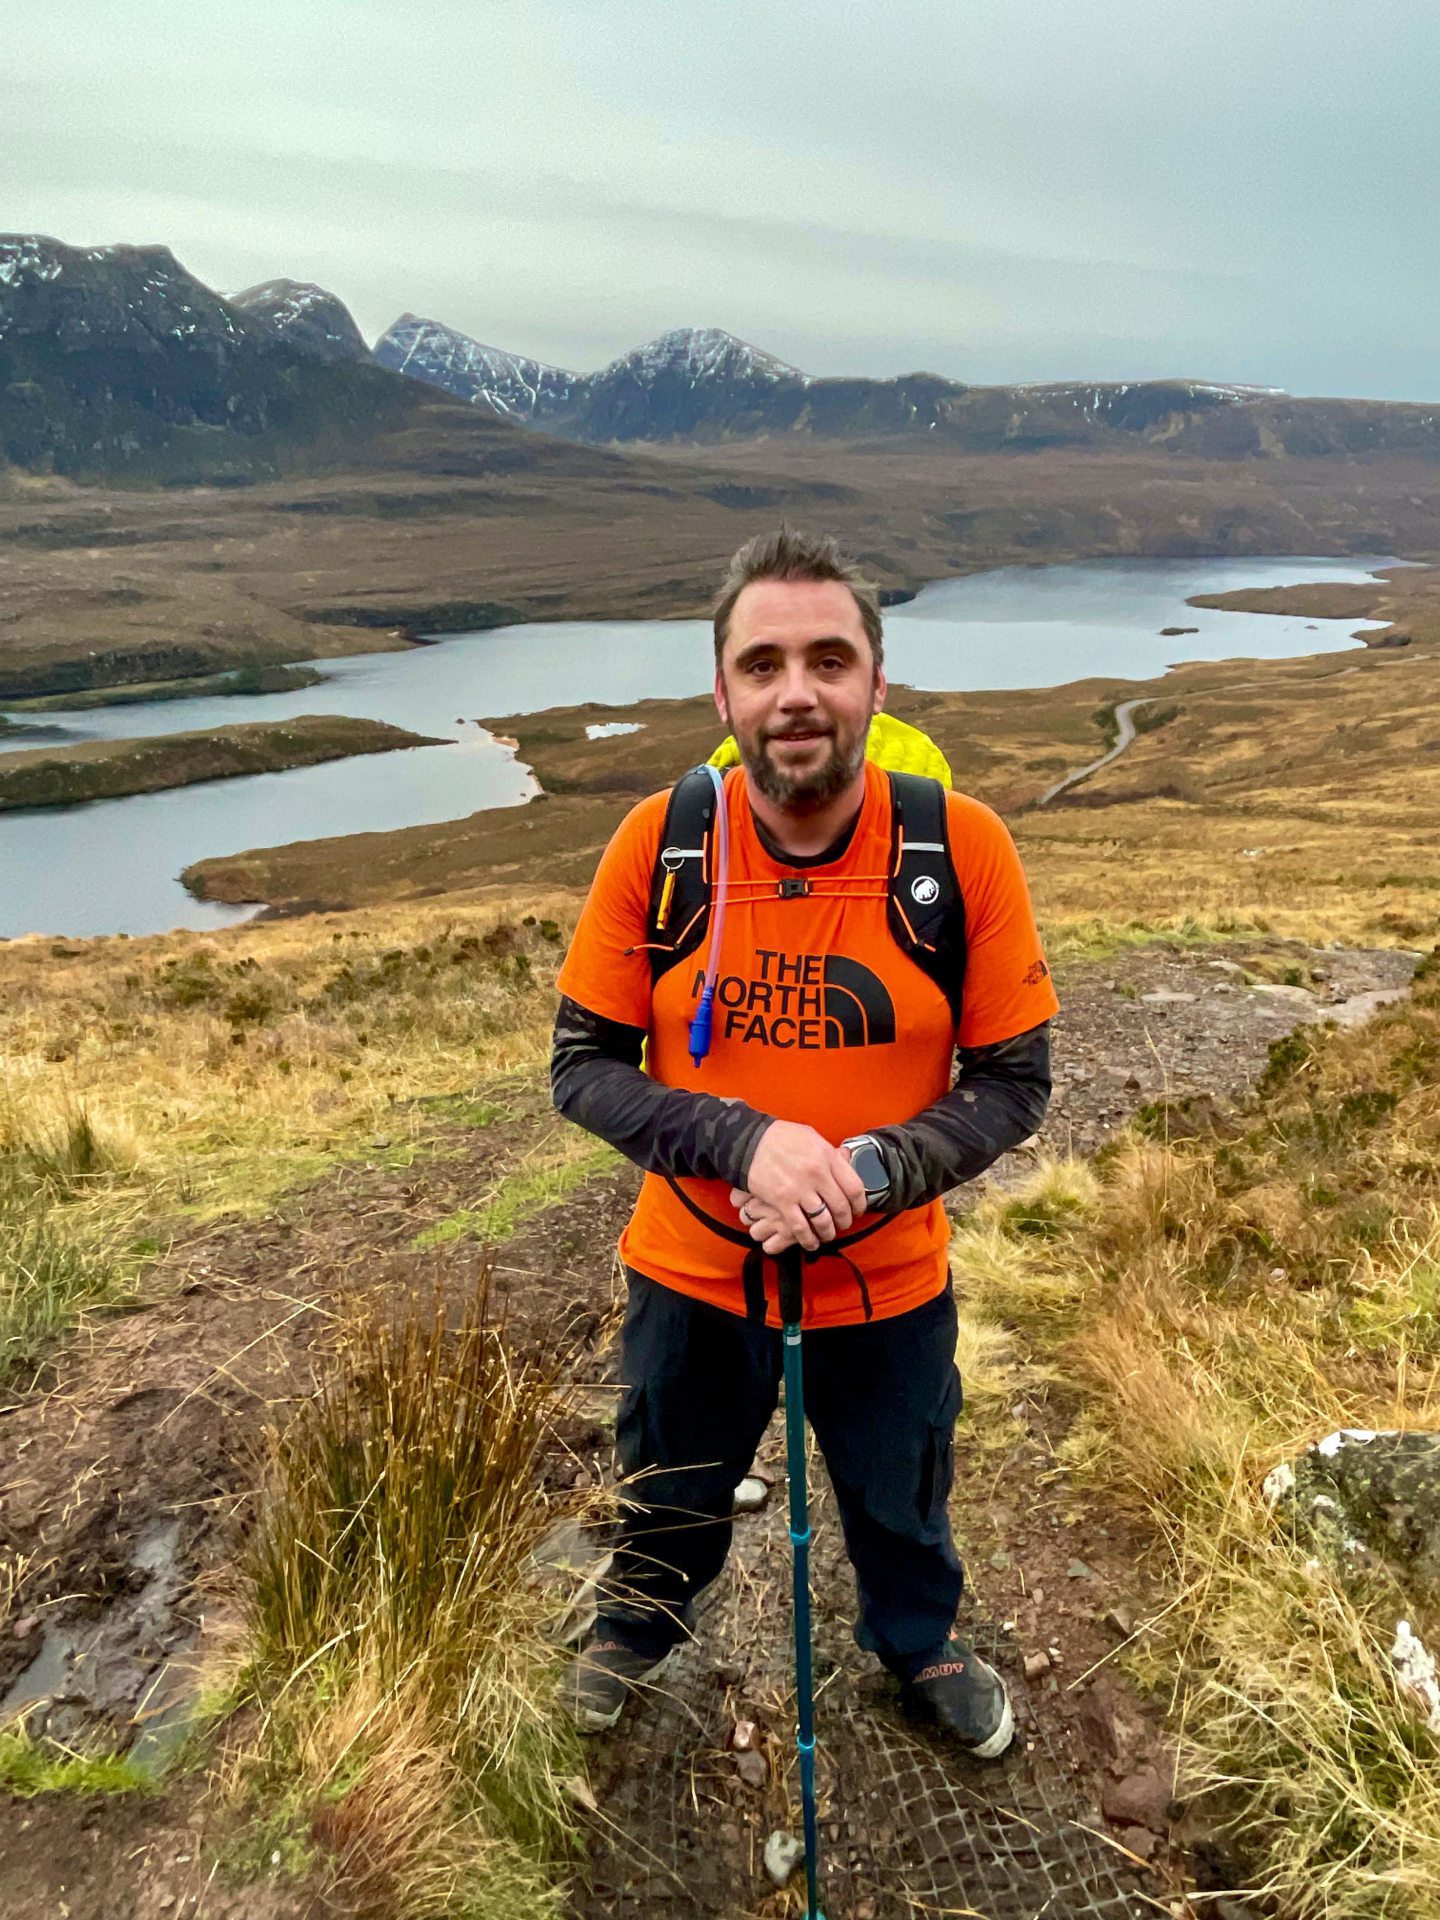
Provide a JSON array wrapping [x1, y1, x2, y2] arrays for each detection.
[[600, 1267, 965, 1676]]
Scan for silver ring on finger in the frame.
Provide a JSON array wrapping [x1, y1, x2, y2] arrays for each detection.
[[803, 1203, 829, 1219]]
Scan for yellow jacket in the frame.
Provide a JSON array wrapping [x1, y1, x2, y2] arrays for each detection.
[[707, 711, 952, 785]]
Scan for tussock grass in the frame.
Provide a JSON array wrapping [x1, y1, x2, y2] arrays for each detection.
[[0, 1093, 141, 1383], [237, 1266, 591, 1918], [0, 1172, 121, 1384], [948, 1157, 1104, 1435], [949, 964, 1440, 1916], [0, 904, 575, 1370]]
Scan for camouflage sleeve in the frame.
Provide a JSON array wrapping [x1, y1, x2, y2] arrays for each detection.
[[870, 1022, 1052, 1211], [551, 995, 773, 1185]]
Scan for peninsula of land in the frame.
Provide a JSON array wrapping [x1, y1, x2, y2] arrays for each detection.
[[0, 714, 445, 811]]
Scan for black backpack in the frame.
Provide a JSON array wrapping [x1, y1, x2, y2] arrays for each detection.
[[641, 764, 968, 1023]]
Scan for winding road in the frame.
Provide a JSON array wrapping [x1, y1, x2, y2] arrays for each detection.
[[1037, 696, 1161, 805], [1036, 663, 1363, 807]]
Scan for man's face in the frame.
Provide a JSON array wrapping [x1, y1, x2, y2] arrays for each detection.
[[715, 578, 886, 812]]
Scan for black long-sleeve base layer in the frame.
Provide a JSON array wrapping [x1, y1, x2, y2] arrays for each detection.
[[550, 994, 1052, 1211]]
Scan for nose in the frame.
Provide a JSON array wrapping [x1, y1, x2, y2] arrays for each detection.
[[775, 658, 821, 709]]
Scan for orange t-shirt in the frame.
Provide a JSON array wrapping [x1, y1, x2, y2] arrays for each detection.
[[557, 759, 1059, 1328]]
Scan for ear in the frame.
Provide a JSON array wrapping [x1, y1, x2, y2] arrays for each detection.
[[873, 666, 888, 713], [713, 667, 729, 726]]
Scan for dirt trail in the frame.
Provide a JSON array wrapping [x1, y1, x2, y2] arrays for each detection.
[[0, 937, 1420, 1918]]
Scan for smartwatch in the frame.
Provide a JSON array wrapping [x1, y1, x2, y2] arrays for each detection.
[[842, 1133, 892, 1210]]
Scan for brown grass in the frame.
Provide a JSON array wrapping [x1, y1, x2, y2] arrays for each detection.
[[949, 954, 1440, 1917], [0, 903, 576, 1226], [0, 902, 579, 1376]]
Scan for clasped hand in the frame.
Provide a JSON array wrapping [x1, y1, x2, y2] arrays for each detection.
[[729, 1119, 868, 1255]]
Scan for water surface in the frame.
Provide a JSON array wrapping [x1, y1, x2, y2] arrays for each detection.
[[0, 555, 1396, 940]]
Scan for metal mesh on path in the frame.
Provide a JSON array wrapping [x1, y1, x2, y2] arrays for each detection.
[[575, 1455, 1158, 1920]]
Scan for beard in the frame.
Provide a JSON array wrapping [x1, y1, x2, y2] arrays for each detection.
[[736, 713, 871, 813]]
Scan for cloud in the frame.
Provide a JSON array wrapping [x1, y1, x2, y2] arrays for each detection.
[[5, 0, 1439, 398]]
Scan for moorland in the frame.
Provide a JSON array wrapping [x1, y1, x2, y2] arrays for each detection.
[[2, 593, 1438, 1917], [5, 249, 1440, 1911], [6, 434, 1440, 702]]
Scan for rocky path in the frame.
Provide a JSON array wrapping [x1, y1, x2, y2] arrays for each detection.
[[0, 936, 1421, 1918]]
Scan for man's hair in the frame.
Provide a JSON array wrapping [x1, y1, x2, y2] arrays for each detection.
[[712, 527, 884, 673]]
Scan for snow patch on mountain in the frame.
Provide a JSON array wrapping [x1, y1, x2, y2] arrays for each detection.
[[0, 235, 244, 349], [599, 326, 807, 389], [372, 314, 584, 418], [231, 277, 371, 362], [1012, 378, 1287, 407], [372, 317, 807, 425]]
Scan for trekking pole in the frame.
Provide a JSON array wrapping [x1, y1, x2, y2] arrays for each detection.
[[778, 1245, 825, 1920]]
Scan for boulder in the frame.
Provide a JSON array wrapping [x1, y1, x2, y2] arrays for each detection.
[[1264, 1430, 1440, 1591]]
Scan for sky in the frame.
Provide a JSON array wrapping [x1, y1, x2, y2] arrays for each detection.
[[7, 0, 1439, 400]]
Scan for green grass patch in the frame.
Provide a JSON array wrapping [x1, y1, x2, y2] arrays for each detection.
[[0, 1727, 157, 1796], [0, 1101, 141, 1384], [0, 1193, 121, 1384], [412, 1144, 616, 1250], [416, 1093, 506, 1129], [1043, 909, 1267, 965]]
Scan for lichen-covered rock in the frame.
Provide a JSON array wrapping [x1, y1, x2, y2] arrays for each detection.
[[1264, 1430, 1440, 1590], [1391, 1619, 1440, 1733]]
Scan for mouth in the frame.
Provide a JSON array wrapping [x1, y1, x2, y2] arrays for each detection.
[[766, 728, 832, 746]]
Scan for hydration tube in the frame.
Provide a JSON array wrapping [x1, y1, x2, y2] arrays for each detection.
[[687, 763, 730, 1066]]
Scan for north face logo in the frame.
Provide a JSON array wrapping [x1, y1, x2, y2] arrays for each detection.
[[820, 954, 897, 1047], [690, 949, 896, 1050]]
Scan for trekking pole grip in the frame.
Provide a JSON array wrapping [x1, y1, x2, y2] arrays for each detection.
[[778, 1246, 804, 1327]]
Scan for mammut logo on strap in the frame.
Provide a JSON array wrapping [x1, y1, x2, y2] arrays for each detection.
[[689, 949, 896, 1050]]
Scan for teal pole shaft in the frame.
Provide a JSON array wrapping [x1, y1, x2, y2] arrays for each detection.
[[779, 1249, 823, 1920]]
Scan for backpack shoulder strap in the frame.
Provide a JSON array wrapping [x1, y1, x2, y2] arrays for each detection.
[[885, 770, 967, 1026], [644, 764, 717, 984]]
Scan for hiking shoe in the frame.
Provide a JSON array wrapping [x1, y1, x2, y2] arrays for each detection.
[[899, 1638, 1015, 1759], [562, 1632, 674, 1733]]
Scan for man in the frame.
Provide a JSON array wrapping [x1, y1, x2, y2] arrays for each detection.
[[552, 528, 1058, 1754]]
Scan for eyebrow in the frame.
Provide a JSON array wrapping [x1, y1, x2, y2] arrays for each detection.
[[731, 635, 861, 667]]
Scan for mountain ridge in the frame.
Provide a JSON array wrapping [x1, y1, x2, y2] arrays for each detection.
[[0, 236, 638, 484], [371, 310, 1440, 458]]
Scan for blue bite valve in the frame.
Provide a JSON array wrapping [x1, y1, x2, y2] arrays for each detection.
[[688, 983, 716, 1067]]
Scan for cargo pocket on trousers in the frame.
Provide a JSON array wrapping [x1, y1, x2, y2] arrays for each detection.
[[614, 1382, 648, 1501], [919, 1368, 963, 1526]]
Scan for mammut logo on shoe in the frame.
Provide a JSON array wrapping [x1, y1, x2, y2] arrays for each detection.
[[914, 1658, 967, 1682], [690, 950, 896, 1050]]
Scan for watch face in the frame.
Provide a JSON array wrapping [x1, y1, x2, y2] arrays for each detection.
[[850, 1140, 888, 1199]]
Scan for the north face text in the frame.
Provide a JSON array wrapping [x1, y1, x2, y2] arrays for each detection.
[[690, 948, 896, 1049]]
